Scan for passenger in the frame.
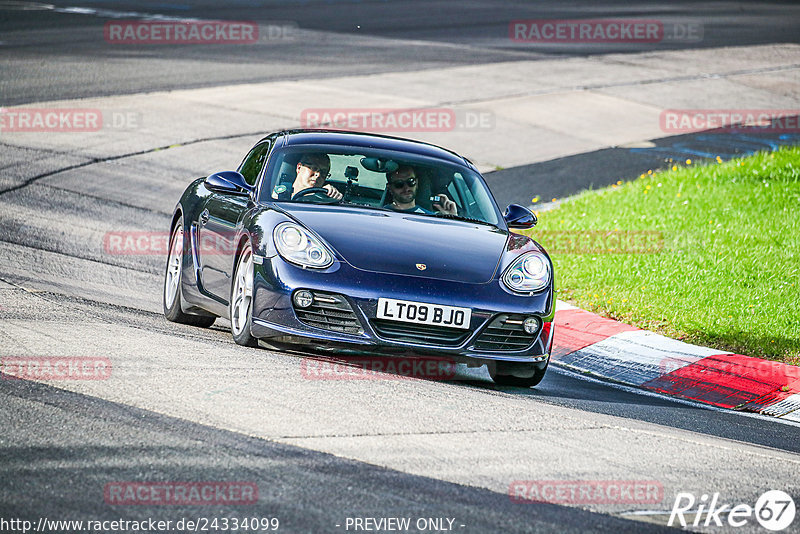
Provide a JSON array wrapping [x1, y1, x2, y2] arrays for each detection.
[[273, 153, 342, 200], [386, 165, 456, 215]]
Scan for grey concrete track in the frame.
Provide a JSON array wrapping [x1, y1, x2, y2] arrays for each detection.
[[2, 130, 799, 532], [2, 0, 800, 105], [1, 374, 668, 534], [1, 2, 800, 533], [2, 285, 799, 533]]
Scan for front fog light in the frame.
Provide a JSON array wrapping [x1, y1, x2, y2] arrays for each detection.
[[523, 317, 540, 334], [293, 290, 314, 308]]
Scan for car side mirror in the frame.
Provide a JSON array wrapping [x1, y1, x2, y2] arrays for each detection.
[[204, 171, 253, 196], [504, 204, 537, 229]]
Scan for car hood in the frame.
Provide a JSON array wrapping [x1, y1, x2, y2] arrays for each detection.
[[280, 205, 508, 283]]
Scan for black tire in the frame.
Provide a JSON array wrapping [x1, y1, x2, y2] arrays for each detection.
[[163, 215, 216, 328], [489, 361, 548, 387], [230, 241, 259, 347]]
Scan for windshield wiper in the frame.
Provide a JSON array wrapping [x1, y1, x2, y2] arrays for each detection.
[[337, 202, 395, 213], [433, 212, 496, 227]]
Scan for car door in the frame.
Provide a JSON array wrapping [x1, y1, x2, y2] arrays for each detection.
[[197, 140, 271, 303]]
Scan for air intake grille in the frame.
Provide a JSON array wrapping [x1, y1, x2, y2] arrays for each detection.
[[473, 314, 537, 352], [370, 319, 470, 347], [294, 291, 363, 335]]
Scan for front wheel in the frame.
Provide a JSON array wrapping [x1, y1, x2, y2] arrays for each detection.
[[489, 361, 548, 388], [230, 241, 258, 347], [163, 216, 216, 327]]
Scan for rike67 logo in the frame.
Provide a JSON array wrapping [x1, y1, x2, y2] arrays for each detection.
[[669, 490, 795, 531]]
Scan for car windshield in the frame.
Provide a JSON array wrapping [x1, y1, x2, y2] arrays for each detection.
[[261, 145, 501, 226]]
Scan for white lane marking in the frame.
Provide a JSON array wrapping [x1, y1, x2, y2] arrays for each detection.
[[555, 329, 719, 386], [51, 6, 199, 21], [0, 1, 53, 10], [782, 410, 800, 422], [550, 364, 800, 429], [762, 393, 800, 420], [0, 2, 201, 21], [555, 299, 578, 311]]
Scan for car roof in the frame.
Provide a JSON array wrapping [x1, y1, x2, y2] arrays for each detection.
[[268, 129, 472, 168]]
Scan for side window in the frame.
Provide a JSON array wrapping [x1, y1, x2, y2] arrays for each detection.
[[238, 142, 271, 186]]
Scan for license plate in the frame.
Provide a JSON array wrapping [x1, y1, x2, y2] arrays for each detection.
[[376, 298, 471, 329]]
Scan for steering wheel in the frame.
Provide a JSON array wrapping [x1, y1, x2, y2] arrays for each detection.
[[291, 187, 340, 203]]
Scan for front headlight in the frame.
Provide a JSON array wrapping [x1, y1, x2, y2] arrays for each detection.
[[273, 222, 334, 269], [502, 252, 551, 293]]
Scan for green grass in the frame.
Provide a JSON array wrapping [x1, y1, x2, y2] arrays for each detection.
[[522, 147, 800, 365]]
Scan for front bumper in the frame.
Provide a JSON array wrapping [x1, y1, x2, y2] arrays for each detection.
[[250, 254, 554, 365]]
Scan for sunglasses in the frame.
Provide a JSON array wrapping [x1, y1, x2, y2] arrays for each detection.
[[389, 177, 417, 189], [300, 162, 329, 175]]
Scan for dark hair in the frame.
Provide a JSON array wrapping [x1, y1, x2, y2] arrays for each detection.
[[386, 164, 415, 181]]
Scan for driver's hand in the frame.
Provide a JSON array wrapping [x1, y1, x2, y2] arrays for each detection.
[[432, 194, 457, 215], [323, 184, 343, 200]]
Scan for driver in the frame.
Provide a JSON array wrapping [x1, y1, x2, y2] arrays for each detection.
[[386, 165, 457, 215], [273, 153, 342, 200]]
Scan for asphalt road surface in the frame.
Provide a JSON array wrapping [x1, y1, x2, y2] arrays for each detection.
[[3, 0, 800, 105], [1, 2, 799, 533]]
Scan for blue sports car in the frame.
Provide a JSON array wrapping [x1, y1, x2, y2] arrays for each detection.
[[163, 130, 555, 386]]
